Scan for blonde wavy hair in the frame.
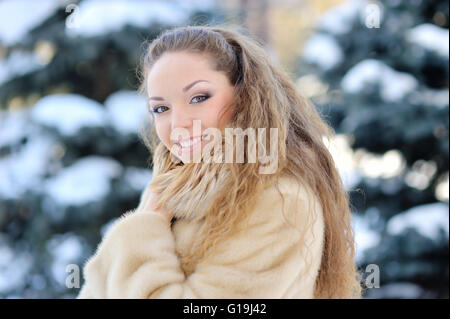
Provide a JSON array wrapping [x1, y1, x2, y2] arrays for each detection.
[[137, 24, 363, 298]]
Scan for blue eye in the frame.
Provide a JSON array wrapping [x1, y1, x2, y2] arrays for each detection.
[[151, 106, 169, 114], [191, 94, 210, 103], [150, 94, 210, 114]]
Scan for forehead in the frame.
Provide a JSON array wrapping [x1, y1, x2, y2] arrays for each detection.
[[146, 52, 218, 92]]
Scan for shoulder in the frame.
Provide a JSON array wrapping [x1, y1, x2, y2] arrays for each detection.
[[201, 174, 325, 276]]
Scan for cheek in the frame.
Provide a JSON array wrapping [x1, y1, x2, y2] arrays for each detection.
[[154, 119, 171, 147], [215, 103, 234, 129], [206, 99, 234, 129]]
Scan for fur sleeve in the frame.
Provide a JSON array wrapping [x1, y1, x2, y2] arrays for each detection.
[[76, 182, 325, 299]]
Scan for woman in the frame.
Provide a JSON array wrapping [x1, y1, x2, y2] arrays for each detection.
[[77, 24, 363, 299]]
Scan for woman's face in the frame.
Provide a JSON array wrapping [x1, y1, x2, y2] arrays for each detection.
[[146, 51, 235, 163]]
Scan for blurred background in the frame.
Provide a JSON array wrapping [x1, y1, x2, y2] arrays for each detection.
[[0, 0, 448, 298]]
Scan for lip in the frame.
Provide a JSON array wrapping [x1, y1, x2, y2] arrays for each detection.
[[175, 134, 208, 152], [176, 135, 205, 144]]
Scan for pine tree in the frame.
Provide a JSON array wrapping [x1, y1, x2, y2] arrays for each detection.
[[0, 1, 221, 298], [299, 0, 449, 298]]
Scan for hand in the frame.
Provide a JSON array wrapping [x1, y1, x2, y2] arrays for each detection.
[[140, 190, 173, 223]]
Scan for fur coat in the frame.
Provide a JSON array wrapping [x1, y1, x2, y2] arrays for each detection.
[[76, 174, 325, 298]]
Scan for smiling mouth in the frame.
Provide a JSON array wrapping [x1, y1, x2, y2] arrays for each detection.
[[175, 134, 208, 151]]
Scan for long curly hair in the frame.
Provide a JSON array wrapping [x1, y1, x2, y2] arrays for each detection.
[[137, 24, 363, 298]]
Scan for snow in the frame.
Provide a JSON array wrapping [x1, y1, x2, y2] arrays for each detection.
[[324, 134, 362, 190], [47, 234, 84, 286], [47, 234, 84, 261], [65, 0, 216, 38], [44, 155, 122, 206], [406, 23, 449, 57], [340, 170, 362, 190], [0, 0, 61, 45], [123, 166, 153, 192], [0, 244, 33, 293], [0, 50, 45, 85], [0, 0, 218, 43], [352, 212, 381, 263], [100, 218, 118, 238], [302, 33, 344, 70], [104, 90, 148, 135], [387, 202, 449, 241], [31, 94, 107, 136], [0, 109, 31, 148], [175, 0, 216, 12], [30, 275, 47, 291], [0, 132, 56, 199], [0, 92, 150, 200], [409, 88, 449, 110], [25, 91, 150, 137], [317, 0, 368, 35], [341, 59, 419, 102]]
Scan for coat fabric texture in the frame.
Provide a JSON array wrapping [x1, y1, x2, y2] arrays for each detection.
[[76, 174, 325, 299]]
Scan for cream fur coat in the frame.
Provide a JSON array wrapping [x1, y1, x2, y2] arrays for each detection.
[[76, 174, 325, 298]]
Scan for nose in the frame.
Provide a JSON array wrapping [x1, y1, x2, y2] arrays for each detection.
[[171, 105, 192, 133]]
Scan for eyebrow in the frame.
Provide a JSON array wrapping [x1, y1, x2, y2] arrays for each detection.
[[148, 79, 210, 101]]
